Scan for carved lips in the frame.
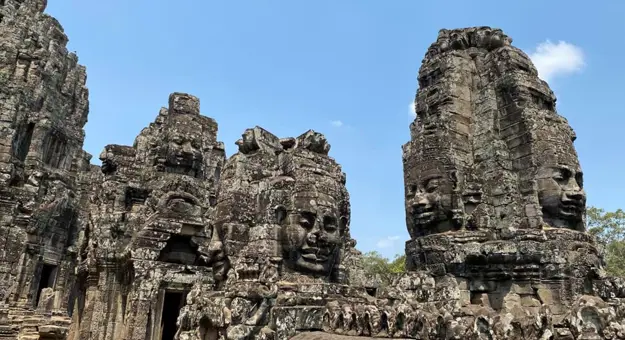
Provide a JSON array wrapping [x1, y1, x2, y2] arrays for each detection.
[[300, 246, 332, 263], [559, 199, 585, 219], [281, 208, 343, 275], [412, 204, 435, 221], [158, 192, 202, 218], [167, 196, 195, 214]]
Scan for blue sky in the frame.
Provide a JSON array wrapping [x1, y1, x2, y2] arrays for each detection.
[[46, 0, 625, 259]]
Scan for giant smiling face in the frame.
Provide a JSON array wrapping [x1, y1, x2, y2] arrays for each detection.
[[162, 115, 203, 177], [536, 163, 586, 230], [279, 192, 345, 276], [405, 168, 456, 237]]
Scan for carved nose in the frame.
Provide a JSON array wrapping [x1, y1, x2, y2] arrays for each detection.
[[565, 190, 585, 202], [307, 225, 322, 243], [207, 233, 224, 261], [182, 142, 194, 154], [563, 177, 582, 192], [412, 193, 429, 208]]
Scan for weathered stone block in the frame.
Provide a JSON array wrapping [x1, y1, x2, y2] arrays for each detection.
[[168, 92, 200, 116]]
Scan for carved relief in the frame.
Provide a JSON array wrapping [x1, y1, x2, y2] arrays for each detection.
[[533, 117, 587, 231], [403, 149, 463, 238], [536, 164, 586, 230], [42, 132, 67, 168], [204, 222, 230, 289], [11, 122, 34, 162], [398, 27, 614, 339], [277, 132, 350, 280], [405, 171, 458, 236], [3, 8, 625, 339], [0, 1, 90, 337], [65, 92, 226, 340], [159, 191, 202, 218], [276, 185, 346, 277], [157, 114, 204, 177]]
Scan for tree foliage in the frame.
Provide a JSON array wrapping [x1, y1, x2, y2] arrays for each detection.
[[587, 206, 625, 277], [361, 251, 406, 286]]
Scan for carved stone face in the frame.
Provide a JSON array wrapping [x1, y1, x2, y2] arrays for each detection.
[[99, 149, 117, 174], [207, 224, 229, 288], [406, 170, 456, 237], [162, 117, 203, 176], [537, 164, 586, 229], [279, 193, 344, 276]]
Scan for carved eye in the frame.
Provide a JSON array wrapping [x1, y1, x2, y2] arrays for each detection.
[[299, 212, 315, 229], [299, 218, 312, 228], [554, 168, 571, 183], [575, 172, 584, 188], [323, 216, 337, 232], [408, 185, 417, 196], [425, 179, 439, 193]]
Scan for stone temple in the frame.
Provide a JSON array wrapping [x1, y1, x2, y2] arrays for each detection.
[[0, 1, 624, 339]]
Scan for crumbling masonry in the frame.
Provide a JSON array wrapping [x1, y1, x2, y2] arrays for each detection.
[[1, 1, 624, 339]]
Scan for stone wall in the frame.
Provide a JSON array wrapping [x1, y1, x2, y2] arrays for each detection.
[[400, 27, 625, 339], [0, 0, 89, 338], [402, 26, 599, 308], [68, 93, 226, 340], [1, 2, 625, 340]]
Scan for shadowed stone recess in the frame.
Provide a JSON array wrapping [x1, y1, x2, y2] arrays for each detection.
[[1, 4, 624, 339]]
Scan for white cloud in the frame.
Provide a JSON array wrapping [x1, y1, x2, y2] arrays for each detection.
[[409, 102, 416, 118], [330, 120, 343, 127], [376, 235, 401, 249], [528, 40, 585, 82]]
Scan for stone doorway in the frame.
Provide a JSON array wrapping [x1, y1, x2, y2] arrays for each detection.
[[35, 263, 57, 307], [153, 290, 188, 340]]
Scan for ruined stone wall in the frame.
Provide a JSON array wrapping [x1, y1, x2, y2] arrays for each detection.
[[174, 126, 368, 339], [67, 93, 227, 340], [266, 27, 625, 340], [403, 27, 595, 280], [2, 2, 625, 339], [0, 0, 89, 338], [401, 27, 625, 338]]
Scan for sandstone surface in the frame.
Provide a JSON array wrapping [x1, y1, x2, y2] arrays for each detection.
[[0, 2, 623, 339]]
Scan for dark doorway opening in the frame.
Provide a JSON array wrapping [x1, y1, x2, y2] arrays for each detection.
[[35, 264, 57, 307], [365, 287, 377, 297], [158, 235, 200, 265], [13, 122, 34, 162], [161, 291, 187, 340]]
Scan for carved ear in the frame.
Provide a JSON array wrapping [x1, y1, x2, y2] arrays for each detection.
[[449, 170, 459, 190], [339, 216, 349, 235], [274, 205, 287, 225]]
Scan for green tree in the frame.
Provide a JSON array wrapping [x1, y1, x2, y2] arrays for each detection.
[[388, 253, 406, 273], [587, 206, 625, 277], [361, 251, 406, 286]]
